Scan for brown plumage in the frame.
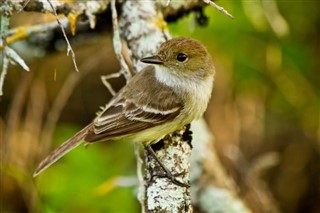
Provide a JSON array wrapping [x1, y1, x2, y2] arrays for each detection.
[[33, 37, 215, 177], [85, 66, 183, 141]]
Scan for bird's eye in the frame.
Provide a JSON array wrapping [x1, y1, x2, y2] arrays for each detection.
[[176, 53, 187, 62]]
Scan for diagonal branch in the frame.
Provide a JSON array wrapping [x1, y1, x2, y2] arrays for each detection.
[[203, 0, 234, 19], [46, 0, 79, 72], [110, 0, 132, 81]]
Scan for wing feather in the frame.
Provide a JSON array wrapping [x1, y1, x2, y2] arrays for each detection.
[[84, 66, 183, 142]]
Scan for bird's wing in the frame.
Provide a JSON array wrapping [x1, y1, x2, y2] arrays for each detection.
[[84, 66, 183, 142], [33, 66, 182, 177]]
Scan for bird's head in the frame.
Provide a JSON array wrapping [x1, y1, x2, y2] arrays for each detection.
[[141, 37, 214, 78]]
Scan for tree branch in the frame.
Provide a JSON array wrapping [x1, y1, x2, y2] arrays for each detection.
[[145, 127, 193, 213], [119, 1, 192, 212], [110, 0, 132, 81]]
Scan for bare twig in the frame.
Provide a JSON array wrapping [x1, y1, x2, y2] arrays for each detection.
[[47, 0, 79, 72], [18, 0, 31, 12], [101, 72, 122, 96], [203, 0, 234, 19], [110, 0, 132, 81]]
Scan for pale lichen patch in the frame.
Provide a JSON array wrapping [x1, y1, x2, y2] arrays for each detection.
[[147, 178, 189, 213]]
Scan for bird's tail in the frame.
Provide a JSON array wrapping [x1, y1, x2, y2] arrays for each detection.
[[33, 123, 93, 177]]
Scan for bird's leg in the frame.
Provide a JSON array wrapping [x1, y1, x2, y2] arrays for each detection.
[[145, 145, 189, 187]]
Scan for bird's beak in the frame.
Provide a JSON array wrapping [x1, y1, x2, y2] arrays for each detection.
[[140, 55, 163, 65]]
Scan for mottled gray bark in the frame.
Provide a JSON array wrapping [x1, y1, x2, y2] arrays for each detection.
[[119, 1, 192, 212]]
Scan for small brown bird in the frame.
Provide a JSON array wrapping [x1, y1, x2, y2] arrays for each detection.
[[34, 37, 215, 177]]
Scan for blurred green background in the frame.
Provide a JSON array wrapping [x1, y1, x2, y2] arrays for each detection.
[[1, 0, 320, 212]]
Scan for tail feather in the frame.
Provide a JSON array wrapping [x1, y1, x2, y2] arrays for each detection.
[[33, 124, 93, 177]]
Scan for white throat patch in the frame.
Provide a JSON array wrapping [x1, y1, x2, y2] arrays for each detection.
[[154, 65, 214, 120]]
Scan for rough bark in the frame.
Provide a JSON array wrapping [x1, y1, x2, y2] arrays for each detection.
[[119, 1, 192, 212]]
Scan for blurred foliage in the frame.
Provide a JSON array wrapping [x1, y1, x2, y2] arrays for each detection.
[[1, 0, 320, 213], [36, 125, 139, 213]]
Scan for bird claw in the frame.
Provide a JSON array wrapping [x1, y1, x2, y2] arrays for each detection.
[[150, 171, 190, 187]]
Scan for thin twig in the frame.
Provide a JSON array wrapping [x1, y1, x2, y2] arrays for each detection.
[[203, 0, 234, 19], [18, 0, 31, 12], [46, 0, 79, 72], [110, 0, 132, 81], [101, 72, 122, 96]]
